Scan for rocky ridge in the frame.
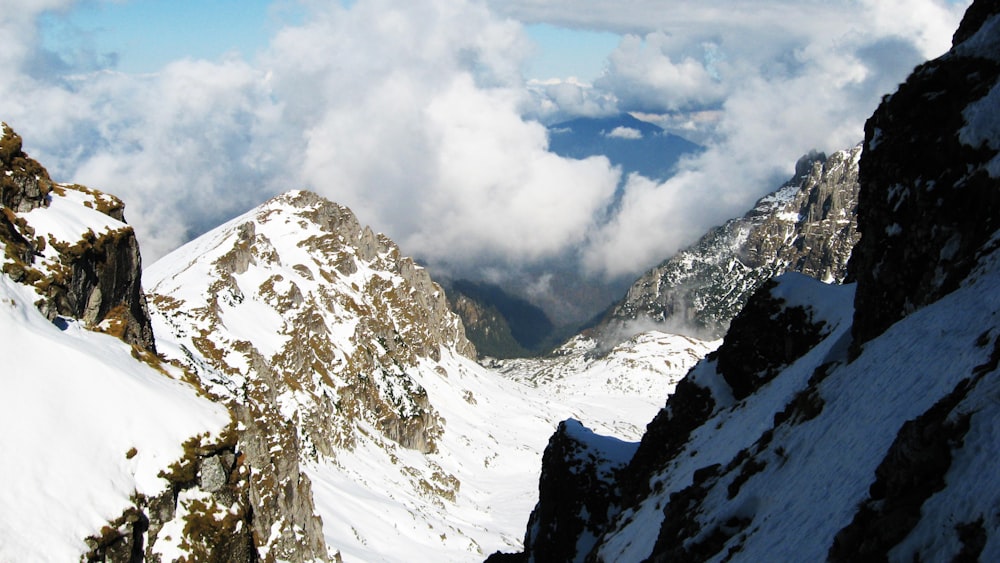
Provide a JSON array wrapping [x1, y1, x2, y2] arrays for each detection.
[[605, 144, 861, 341], [146, 190, 480, 561], [499, 2, 1000, 561]]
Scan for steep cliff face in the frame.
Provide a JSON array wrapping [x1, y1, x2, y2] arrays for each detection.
[[606, 145, 861, 340], [849, 1, 1000, 349], [507, 2, 1000, 561], [0, 123, 155, 350]]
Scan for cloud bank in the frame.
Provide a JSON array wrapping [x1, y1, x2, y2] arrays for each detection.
[[1, 0, 969, 306]]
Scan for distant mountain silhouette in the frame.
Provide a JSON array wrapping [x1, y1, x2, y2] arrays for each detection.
[[547, 114, 702, 182]]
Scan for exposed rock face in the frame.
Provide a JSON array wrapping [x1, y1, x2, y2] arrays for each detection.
[[84, 432, 259, 563], [0, 123, 155, 350], [508, 3, 1000, 561], [849, 2, 1000, 349], [42, 224, 156, 351], [0, 123, 51, 213], [606, 145, 861, 340], [713, 277, 830, 400], [147, 190, 477, 560], [519, 421, 636, 563]]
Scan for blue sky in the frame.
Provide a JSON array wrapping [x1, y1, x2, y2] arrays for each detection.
[[39, 0, 621, 80], [39, 0, 298, 73]]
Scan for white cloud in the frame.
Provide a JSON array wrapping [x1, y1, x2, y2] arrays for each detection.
[[605, 126, 642, 139], [525, 77, 618, 121], [0, 0, 974, 309], [258, 0, 620, 268], [4, 0, 623, 273], [595, 32, 727, 113]]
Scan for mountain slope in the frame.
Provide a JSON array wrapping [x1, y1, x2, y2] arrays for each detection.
[[604, 144, 861, 341], [444, 279, 556, 358], [501, 2, 1000, 561], [0, 124, 236, 562], [145, 190, 715, 561]]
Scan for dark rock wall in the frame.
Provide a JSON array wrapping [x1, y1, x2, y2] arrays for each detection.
[[849, 2, 1000, 349], [520, 421, 635, 563], [51, 227, 156, 351], [713, 279, 828, 400]]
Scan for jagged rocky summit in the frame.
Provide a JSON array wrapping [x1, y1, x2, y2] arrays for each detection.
[[146, 189, 477, 561], [498, 1, 1000, 561], [0, 123, 245, 562], [603, 144, 861, 341]]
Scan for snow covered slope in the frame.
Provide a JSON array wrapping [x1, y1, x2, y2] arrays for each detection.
[[0, 124, 232, 561], [0, 276, 231, 561], [492, 332, 719, 439], [503, 2, 1000, 561], [145, 190, 717, 561]]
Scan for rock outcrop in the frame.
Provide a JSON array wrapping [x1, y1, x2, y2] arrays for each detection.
[[0, 123, 156, 350], [518, 420, 636, 563], [712, 277, 830, 401], [0, 123, 51, 213], [605, 145, 861, 341], [84, 431, 259, 563]]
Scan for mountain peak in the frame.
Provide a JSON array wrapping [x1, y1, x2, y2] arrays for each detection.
[[602, 144, 861, 342]]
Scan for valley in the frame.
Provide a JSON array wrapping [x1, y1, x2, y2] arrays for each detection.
[[1, 1, 998, 561]]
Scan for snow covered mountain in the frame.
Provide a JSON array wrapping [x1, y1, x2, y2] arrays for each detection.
[[497, 2, 1000, 560], [602, 144, 861, 341], [144, 189, 716, 561], [0, 124, 238, 562]]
